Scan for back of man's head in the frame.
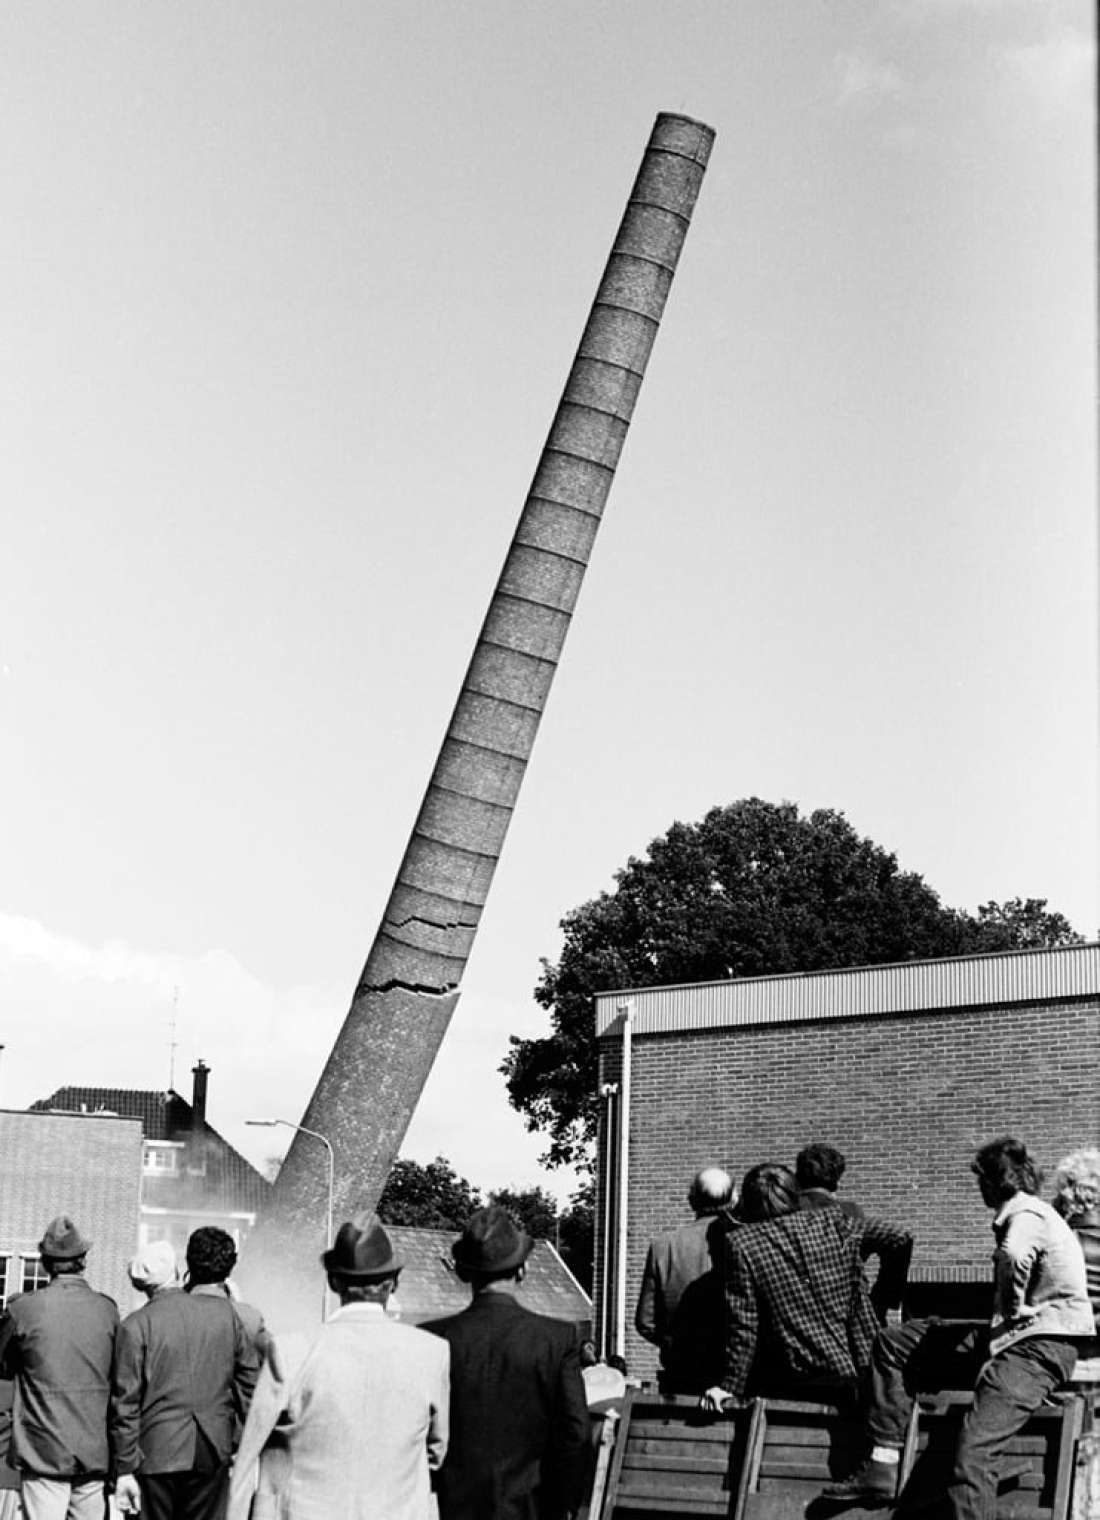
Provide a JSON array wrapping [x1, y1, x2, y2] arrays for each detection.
[[186, 1226, 237, 1287], [972, 1136, 1040, 1203], [739, 1164, 800, 1224], [452, 1205, 532, 1293], [795, 1143, 846, 1193], [129, 1241, 179, 1297], [39, 1215, 90, 1277], [688, 1167, 734, 1216]]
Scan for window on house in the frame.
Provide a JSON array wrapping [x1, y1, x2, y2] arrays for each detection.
[[143, 1144, 179, 1174], [0, 1256, 11, 1308], [19, 1257, 48, 1295]]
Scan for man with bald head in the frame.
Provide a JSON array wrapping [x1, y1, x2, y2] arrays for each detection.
[[635, 1166, 736, 1393]]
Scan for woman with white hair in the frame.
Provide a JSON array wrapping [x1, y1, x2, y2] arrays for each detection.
[[1052, 1146, 1100, 1348]]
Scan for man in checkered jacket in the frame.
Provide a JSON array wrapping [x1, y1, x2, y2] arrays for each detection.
[[699, 1163, 913, 1411]]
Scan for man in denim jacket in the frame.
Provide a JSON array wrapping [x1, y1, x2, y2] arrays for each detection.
[[825, 1137, 1093, 1519]]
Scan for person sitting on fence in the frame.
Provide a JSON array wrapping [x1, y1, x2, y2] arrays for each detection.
[[822, 1136, 1094, 1512], [699, 1164, 911, 1412], [635, 1166, 736, 1395], [795, 1142, 865, 1221], [1051, 1145, 1100, 1364]]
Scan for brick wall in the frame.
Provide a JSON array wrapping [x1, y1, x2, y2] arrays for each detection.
[[0, 1110, 143, 1309], [600, 995, 1100, 1380]]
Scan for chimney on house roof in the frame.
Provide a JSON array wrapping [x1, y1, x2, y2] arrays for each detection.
[[189, 1064, 209, 1136], [192, 1060, 209, 1125], [189, 1061, 209, 1175]]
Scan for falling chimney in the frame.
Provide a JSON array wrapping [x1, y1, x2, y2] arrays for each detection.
[[189, 1060, 209, 1175], [260, 112, 717, 1256]]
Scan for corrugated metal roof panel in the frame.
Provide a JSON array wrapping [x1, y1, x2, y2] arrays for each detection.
[[594, 942, 1100, 1038]]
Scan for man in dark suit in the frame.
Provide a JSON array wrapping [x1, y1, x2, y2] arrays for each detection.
[[110, 1231, 259, 1520], [634, 1166, 735, 1393], [183, 1227, 267, 1368], [0, 1215, 118, 1520], [425, 1206, 590, 1520]]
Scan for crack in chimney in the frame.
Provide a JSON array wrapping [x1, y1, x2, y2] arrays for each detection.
[[388, 912, 479, 933], [357, 977, 460, 999]]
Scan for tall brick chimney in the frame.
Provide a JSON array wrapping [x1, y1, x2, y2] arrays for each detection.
[[191, 1059, 209, 1124], [266, 111, 717, 1241], [189, 1059, 209, 1174]]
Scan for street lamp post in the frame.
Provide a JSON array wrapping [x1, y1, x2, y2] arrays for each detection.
[[246, 1118, 335, 1321]]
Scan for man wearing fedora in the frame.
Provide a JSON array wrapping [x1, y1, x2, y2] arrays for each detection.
[[111, 1226, 259, 1520], [0, 1215, 119, 1520], [227, 1216, 449, 1520], [425, 1205, 590, 1520]]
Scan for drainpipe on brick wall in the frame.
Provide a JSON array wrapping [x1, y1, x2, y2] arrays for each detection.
[[615, 1000, 633, 1361], [597, 1081, 618, 1358]]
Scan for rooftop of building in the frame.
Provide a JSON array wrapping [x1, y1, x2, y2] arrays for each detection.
[[384, 1226, 592, 1326], [594, 939, 1100, 1038], [29, 1083, 270, 1215]]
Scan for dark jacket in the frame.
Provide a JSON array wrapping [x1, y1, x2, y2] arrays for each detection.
[[635, 1213, 732, 1391], [798, 1187, 865, 1221], [721, 1209, 912, 1399], [0, 1275, 119, 1477], [425, 1292, 589, 1520], [110, 1286, 259, 1476]]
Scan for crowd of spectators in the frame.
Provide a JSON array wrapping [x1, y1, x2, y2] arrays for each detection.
[[3, 1138, 1100, 1520], [0, 1207, 589, 1520], [636, 1138, 1100, 1520]]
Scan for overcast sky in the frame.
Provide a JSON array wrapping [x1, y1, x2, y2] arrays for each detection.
[[1, 0, 1095, 1206]]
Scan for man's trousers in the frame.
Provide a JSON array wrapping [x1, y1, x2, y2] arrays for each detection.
[[137, 1465, 229, 1520], [19, 1476, 107, 1520], [866, 1320, 1077, 1520]]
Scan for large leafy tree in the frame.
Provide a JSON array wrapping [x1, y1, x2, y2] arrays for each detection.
[[968, 897, 1080, 951], [501, 798, 1081, 1169], [376, 1155, 483, 1230], [489, 1185, 559, 1241], [556, 1180, 595, 1292]]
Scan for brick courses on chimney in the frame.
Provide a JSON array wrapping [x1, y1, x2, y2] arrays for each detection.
[[593, 942, 1100, 1380]]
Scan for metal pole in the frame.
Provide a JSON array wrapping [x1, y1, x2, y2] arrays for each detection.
[[246, 1118, 335, 1320], [615, 1002, 632, 1361], [598, 1082, 618, 1359]]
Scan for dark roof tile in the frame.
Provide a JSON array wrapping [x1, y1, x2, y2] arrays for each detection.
[[29, 1087, 269, 1215], [384, 1227, 591, 1327]]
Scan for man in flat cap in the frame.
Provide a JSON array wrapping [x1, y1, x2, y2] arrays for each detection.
[[228, 1216, 449, 1520], [425, 1205, 590, 1520], [111, 1227, 259, 1520], [0, 1215, 119, 1520]]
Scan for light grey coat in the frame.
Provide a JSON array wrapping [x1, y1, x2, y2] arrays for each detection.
[[989, 1192, 1095, 1355], [228, 1303, 449, 1520]]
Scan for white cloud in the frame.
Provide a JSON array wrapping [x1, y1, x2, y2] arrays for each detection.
[[0, 911, 343, 1172], [0, 914, 177, 990], [0, 913, 576, 1203], [835, 51, 907, 110], [1000, 28, 1094, 111]]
